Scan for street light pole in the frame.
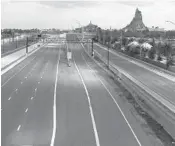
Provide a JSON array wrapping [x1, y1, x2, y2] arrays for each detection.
[[107, 27, 112, 68], [26, 37, 28, 54], [91, 38, 94, 57], [16, 37, 18, 48]]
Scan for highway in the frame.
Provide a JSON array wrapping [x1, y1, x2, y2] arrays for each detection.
[[1, 41, 60, 145], [91, 43, 175, 106], [1, 33, 167, 146]]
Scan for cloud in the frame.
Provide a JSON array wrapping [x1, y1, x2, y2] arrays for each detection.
[[116, 1, 155, 7], [38, 1, 100, 9]]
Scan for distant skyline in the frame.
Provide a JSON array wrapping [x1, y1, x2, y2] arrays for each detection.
[[1, 0, 175, 30]]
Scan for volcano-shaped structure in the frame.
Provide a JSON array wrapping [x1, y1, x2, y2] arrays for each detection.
[[123, 8, 147, 32]]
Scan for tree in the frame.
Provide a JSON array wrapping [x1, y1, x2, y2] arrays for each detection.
[[122, 37, 128, 46]]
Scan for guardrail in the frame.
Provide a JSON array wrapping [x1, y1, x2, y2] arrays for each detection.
[[76, 34, 175, 139]]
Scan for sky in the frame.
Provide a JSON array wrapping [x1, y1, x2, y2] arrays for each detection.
[[1, 0, 175, 30]]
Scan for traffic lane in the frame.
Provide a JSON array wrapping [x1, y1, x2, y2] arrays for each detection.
[[54, 49, 96, 146], [1, 47, 49, 104], [81, 48, 165, 146], [1, 45, 46, 86], [94, 45, 175, 103], [13, 47, 58, 145], [72, 43, 140, 146], [1, 53, 49, 146]]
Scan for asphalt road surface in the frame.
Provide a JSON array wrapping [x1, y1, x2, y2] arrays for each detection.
[[90, 43, 175, 107], [2, 34, 163, 146]]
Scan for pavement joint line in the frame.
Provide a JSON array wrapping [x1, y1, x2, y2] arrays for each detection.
[[50, 45, 60, 146], [72, 50, 100, 145], [8, 97, 11, 100], [25, 108, 28, 113], [81, 53, 142, 146], [17, 125, 21, 131]]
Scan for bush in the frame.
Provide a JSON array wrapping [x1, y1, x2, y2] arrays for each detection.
[[148, 47, 156, 59], [157, 55, 162, 61]]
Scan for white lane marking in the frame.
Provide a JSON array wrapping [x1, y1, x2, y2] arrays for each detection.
[[1, 56, 36, 87], [50, 49, 60, 146], [38, 81, 40, 84], [8, 97, 11, 100], [21, 81, 23, 84], [15, 88, 18, 92], [25, 108, 28, 113], [41, 76, 42, 79], [25, 76, 27, 79], [95, 43, 175, 82], [82, 54, 142, 146], [74, 58, 100, 146], [1, 43, 46, 76], [35, 88, 37, 92], [31, 97, 34, 100], [17, 125, 21, 131]]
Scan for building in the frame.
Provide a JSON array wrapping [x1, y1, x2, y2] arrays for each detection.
[[148, 26, 165, 32], [83, 21, 98, 33]]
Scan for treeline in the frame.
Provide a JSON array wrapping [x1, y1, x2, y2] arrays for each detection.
[[2, 28, 40, 34], [94, 27, 175, 67], [95, 27, 175, 44]]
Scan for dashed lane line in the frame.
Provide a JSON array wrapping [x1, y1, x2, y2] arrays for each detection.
[[25, 108, 28, 113], [31, 97, 34, 100], [1, 56, 36, 88], [8, 97, 11, 100], [17, 125, 21, 131]]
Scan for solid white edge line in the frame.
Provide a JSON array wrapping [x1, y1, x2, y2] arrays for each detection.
[[95, 43, 175, 82], [50, 48, 60, 146], [1, 43, 45, 76], [73, 58, 100, 146], [81, 53, 142, 146]]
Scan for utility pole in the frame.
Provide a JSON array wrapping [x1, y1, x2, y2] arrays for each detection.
[[107, 27, 112, 68], [16, 37, 18, 48], [121, 30, 123, 48], [2, 38, 4, 54], [26, 37, 28, 54], [91, 38, 94, 57]]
